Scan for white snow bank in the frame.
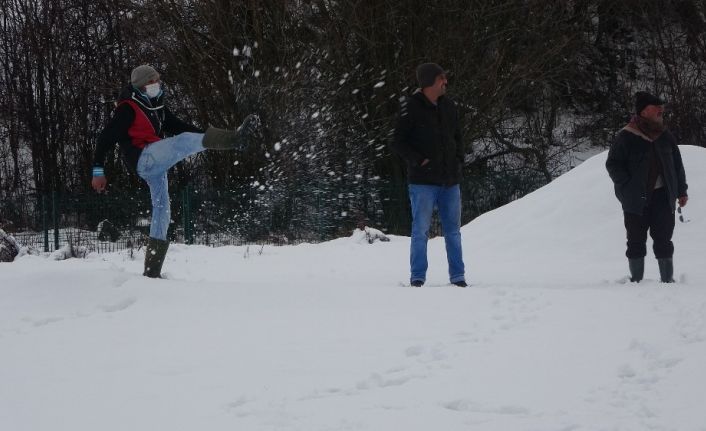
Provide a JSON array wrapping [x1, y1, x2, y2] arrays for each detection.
[[1, 146, 705, 431]]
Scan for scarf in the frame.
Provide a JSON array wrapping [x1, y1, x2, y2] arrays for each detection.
[[625, 116, 666, 202], [627, 115, 665, 141]]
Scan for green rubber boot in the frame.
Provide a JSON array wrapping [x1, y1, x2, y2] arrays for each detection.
[[658, 258, 674, 283], [628, 258, 644, 283], [202, 114, 259, 151], [143, 237, 169, 278]]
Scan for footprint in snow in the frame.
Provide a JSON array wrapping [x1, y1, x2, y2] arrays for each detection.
[[100, 297, 137, 313], [356, 372, 422, 389], [31, 316, 65, 327], [443, 399, 530, 415], [618, 364, 637, 379], [405, 345, 425, 357], [225, 396, 254, 410]]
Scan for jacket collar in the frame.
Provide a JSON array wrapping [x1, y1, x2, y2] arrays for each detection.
[[623, 115, 665, 142], [412, 88, 444, 108], [623, 125, 653, 142], [119, 85, 164, 111]]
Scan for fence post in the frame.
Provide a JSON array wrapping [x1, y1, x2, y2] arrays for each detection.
[[42, 194, 48, 252], [188, 184, 194, 244], [316, 190, 322, 241], [52, 191, 59, 251], [182, 185, 193, 245]]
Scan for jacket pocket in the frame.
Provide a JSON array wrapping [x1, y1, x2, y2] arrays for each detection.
[[615, 183, 625, 202], [409, 158, 435, 176]]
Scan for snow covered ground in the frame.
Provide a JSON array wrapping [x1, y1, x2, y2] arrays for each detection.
[[1, 147, 705, 431]]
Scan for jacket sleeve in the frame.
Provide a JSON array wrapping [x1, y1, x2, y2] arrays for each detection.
[[672, 142, 688, 197], [605, 133, 630, 186], [455, 106, 465, 163], [93, 103, 135, 170], [391, 98, 424, 166], [163, 107, 203, 135]]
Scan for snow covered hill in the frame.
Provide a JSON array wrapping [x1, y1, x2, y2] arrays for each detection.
[[466, 145, 705, 286], [1, 147, 705, 431]]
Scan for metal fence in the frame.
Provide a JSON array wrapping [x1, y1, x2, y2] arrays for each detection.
[[1, 171, 547, 254]]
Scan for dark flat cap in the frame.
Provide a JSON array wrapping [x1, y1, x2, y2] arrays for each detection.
[[635, 91, 665, 115]]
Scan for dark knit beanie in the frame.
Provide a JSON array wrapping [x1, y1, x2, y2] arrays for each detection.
[[131, 65, 160, 88], [416, 63, 445, 88], [635, 91, 665, 115]]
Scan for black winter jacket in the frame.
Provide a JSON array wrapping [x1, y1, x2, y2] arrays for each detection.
[[93, 86, 202, 173], [606, 125, 688, 215], [392, 91, 464, 186]]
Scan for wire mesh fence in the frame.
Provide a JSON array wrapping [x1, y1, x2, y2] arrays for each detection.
[[0, 170, 547, 254]]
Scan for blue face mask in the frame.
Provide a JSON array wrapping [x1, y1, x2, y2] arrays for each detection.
[[144, 82, 162, 98]]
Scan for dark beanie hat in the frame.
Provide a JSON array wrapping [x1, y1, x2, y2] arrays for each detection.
[[416, 63, 445, 88], [131, 65, 160, 88], [635, 91, 665, 115]]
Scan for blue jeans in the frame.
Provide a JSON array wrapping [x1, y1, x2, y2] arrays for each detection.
[[136, 132, 205, 240], [408, 184, 465, 283]]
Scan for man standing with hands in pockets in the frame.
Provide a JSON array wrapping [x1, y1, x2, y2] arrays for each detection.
[[606, 91, 688, 283], [392, 63, 467, 288]]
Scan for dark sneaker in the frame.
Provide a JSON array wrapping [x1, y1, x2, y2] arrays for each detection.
[[452, 281, 468, 288], [410, 280, 424, 287]]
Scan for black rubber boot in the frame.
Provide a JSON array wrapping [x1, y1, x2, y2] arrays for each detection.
[[658, 258, 674, 283], [628, 258, 644, 283], [143, 237, 169, 278], [202, 114, 259, 151]]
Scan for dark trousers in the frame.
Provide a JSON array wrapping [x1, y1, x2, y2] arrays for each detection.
[[623, 188, 675, 259]]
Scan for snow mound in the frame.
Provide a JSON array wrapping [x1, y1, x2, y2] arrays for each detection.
[[464, 145, 705, 285]]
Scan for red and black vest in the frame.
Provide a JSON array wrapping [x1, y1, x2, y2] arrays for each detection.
[[118, 98, 163, 149]]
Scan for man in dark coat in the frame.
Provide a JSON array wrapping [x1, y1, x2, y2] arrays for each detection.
[[606, 91, 688, 283], [392, 63, 467, 287], [92, 65, 259, 278]]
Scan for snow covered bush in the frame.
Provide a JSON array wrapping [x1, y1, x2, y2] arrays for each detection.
[[49, 244, 89, 261], [97, 219, 121, 242], [0, 228, 20, 262], [351, 225, 390, 244]]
